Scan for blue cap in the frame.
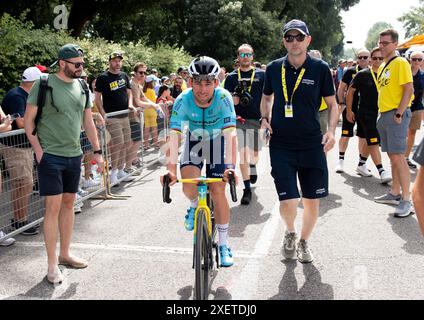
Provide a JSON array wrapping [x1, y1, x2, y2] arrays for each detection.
[[282, 19, 310, 36]]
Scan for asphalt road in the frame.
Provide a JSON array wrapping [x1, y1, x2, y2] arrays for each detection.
[[1, 126, 423, 301]]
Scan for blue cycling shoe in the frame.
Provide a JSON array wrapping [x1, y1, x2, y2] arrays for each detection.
[[219, 245, 234, 267], [184, 207, 195, 231]]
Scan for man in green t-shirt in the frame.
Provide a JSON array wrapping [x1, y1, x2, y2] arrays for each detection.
[[24, 44, 104, 285]]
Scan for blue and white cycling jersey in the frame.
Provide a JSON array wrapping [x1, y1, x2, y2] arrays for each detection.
[[170, 87, 237, 140]]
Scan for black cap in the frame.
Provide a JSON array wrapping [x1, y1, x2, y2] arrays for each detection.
[[109, 52, 124, 61], [282, 19, 310, 36], [177, 66, 187, 73]]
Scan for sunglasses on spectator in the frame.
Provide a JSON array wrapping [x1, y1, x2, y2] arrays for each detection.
[[372, 57, 384, 61], [284, 34, 306, 43], [411, 58, 423, 62], [357, 56, 369, 60], [378, 41, 394, 46], [63, 60, 85, 68], [137, 71, 146, 75], [239, 53, 253, 58]]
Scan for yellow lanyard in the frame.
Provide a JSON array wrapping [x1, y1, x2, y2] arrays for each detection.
[[237, 68, 255, 93], [281, 65, 306, 105], [370, 68, 379, 91]]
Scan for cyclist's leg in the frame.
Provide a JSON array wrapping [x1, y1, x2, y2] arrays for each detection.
[[181, 165, 202, 200]]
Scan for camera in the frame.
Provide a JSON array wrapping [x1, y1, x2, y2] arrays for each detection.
[[233, 79, 253, 107]]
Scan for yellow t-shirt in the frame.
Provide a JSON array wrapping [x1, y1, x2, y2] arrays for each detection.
[[181, 79, 188, 91], [144, 88, 157, 103], [319, 98, 328, 111], [377, 57, 413, 113]]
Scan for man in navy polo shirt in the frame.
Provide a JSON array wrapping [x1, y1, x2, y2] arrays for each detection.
[[260, 19, 338, 263]]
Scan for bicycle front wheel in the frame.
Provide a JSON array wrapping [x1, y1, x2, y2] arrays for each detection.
[[194, 208, 210, 300]]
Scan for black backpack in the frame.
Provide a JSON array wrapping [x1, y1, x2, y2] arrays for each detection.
[[32, 74, 90, 135]]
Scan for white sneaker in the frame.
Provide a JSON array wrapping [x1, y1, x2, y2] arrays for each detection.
[[74, 194, 84, 214], [379, 170, 392, 184], [335, 159, 344, 173], [110, 170, 119, 185], [82, 178, 100, 190], [74, 203, 83, 214], [0, 231, 16, 247], [118, 169, 135, 182], [356, 164, 372, 177]]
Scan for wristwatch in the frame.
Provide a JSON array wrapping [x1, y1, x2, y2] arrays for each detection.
[[395, 113, 402, 119], [93, 149, 102, 155]]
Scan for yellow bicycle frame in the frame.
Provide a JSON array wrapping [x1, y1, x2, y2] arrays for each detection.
[[178, 177, 223, 237]]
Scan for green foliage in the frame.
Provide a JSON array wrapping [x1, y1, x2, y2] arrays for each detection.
[[398, 0, 424, 38], [0, 13, 192, 101], [365, 22, 393, 51]]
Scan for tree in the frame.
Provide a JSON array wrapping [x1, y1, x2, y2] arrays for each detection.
[[1, 0, 360, 67], [398, 0, 424, 38], [365, 22, 393, 51]]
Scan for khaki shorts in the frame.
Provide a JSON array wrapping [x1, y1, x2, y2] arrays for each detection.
[[106, 117, 131, 146], [409, 110, 423, 131], [0, 144, 33, 184], [319, 109, 328, 134]]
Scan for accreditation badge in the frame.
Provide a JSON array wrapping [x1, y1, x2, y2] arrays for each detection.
[[285, 104, 293, 118]]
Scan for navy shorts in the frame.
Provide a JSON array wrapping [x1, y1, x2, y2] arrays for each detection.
[[180, 134, 234, 178], [130, 121, 142, 142], [270, 146, 328, 201], [37, 153, 82, 196]]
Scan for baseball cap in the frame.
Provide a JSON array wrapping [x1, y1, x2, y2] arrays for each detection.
[[50, 44, 84, 67], [35, 64, 48, 72], [177, 66, 187, 74], [22, 67, 42, 82], [145, 75, 157, 83], [58, 44, 84, 60], [282, 19, 310, 36], [109, 52, 124, 61]]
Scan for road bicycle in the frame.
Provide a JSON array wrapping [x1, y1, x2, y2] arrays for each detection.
[[162, 172, 237, 300]]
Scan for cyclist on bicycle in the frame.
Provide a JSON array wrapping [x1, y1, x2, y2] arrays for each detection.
[[160, 56, 238, 267]]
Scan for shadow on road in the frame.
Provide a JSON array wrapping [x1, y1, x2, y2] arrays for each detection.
[[269, 260, 334, 300], [387, 215, 424, 256], [340, 172, 389, 202], [230, 189, 269, 238]]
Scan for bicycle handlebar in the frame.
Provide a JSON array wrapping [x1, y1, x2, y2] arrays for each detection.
[[228, 171, 237, 203], [162, 174, 172, 203], [162, 172, 238, 203]]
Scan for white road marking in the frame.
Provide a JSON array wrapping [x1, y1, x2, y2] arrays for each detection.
[[14, 242, 263, 259], [231, 201, 281, 300]]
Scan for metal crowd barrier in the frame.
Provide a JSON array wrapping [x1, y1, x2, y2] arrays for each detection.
[[0, 106, 170, 244], [0, 129, 44, 242]]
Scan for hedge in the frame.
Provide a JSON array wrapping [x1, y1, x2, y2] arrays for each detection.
[[0, 13, 193, 101]]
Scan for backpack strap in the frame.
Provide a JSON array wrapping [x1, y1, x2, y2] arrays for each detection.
[[32, 74, 50, 136], [77, 78, 90, 109]]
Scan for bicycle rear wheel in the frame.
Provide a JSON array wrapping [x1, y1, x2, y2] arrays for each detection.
[[194, 209, 210, 300]]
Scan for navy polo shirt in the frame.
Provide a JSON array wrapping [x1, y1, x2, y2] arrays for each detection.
[[263, 55, 335, 150]]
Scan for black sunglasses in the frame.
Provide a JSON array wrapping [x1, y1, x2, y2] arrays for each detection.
[[372, 57, 384, 61], [137, 71, 146, 75], [63, 60, 85, 68], [284, 34, 306, 43], [411, 58, 423, 62], [357, 56, 369, 60]]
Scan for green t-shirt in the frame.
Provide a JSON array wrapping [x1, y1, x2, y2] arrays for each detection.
[[27, 74, 92, 157]]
